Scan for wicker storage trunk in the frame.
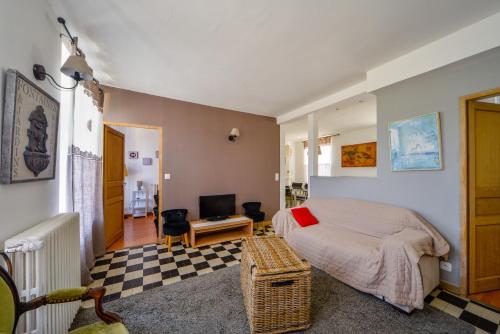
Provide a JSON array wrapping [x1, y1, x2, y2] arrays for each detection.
[[241, 236, 311, 334]]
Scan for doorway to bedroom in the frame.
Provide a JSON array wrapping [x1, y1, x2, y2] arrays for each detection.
[[104, 122, 163, 251]]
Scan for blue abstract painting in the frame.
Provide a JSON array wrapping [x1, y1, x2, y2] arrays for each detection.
[[389, 112, 442, 171]]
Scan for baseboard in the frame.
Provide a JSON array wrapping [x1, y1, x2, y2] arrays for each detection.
[[439, 280, 462, 296]]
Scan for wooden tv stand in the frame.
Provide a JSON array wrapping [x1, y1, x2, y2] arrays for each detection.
[[189, 216, 253, 248]]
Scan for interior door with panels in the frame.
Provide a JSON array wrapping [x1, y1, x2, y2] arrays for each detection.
[[104, 125, 125, 248], [468, 101, 500, 293]]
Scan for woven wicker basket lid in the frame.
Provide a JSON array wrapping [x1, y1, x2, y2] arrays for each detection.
[[243, 236, 310, 275]]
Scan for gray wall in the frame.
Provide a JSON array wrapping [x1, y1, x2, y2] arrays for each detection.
[[311, 46, 500, 285]]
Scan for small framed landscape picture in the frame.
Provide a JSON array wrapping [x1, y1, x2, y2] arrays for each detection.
[[388, 112, 442, 171], [341, 142, 377, 167], [1, 70, 59, 183]]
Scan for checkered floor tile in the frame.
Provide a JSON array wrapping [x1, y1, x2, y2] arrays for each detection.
[[85, 225, 499, 333], [425, 290, 500, 333], [83, 225, 274, 307]]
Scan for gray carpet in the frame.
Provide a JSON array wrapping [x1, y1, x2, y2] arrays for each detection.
[[72, 265, 474, 333]]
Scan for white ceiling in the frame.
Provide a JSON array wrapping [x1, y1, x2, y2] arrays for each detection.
[[284, 94, 377, 142], [49, 0, 500, 117]]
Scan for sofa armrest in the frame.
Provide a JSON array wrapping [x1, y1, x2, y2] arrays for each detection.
[[272, 209, 299, 237], [383, 229, 435, 263]]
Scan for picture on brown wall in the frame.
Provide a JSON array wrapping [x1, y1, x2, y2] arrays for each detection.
[[341, 142, 377, 167]]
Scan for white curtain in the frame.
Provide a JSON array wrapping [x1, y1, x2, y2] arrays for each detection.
[[72, 84, 104, 285]]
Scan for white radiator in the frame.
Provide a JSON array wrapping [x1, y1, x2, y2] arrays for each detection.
[[4, 213, 81, 334]]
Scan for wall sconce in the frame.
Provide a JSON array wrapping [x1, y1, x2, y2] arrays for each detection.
[[228, 128, 240, 141], [33, 17, 93, 90]]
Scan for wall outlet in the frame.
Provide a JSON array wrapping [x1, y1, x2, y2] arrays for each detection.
[[440, 261, 452, 272], [164, 173, 171, 180]]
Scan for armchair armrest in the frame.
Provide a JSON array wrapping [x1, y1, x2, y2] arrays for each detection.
[[46, 287, 88, 303], [21, 287, 122, 324], [0, 252, 13, 275]]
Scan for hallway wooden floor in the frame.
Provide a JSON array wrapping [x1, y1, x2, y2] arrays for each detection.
[[108, 214, 158, 251], [469, 290, 500, 311]]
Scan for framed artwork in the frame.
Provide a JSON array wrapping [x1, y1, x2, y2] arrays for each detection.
[[142, 157, 153, 166], [341, 142, 377, 167], [1, 70, 59, 184], [129, 151, 139, 159], [388, 112, 442, 171]]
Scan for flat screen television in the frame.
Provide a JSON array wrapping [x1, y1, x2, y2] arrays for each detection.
[[199, 194, 235, 220]]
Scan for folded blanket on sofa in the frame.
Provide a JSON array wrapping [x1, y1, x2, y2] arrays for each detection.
[[272, 197, 450, 309]]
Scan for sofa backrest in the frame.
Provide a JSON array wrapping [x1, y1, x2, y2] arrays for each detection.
[[303, 197, 423, 238]]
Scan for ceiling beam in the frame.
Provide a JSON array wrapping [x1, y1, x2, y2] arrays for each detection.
[[367, 11, 500, 92], [277, 11, 500, 124], [277, 81, 367, 124]]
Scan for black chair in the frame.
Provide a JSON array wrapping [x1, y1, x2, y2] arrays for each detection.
[[285, 186, 294, 208], [242, 202, 265, 224], [153, 195, 159, 234], [161, 209, 190, 252]]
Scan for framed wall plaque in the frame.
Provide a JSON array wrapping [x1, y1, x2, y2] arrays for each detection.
[[389, 112, 442, 171], [1, 70, 60, 183]]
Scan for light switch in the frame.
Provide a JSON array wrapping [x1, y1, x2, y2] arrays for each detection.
[[164, 173, 171, 180], [275, 173, 279, 181]]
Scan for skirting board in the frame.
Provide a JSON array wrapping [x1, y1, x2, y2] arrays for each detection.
[[440, 280, 462, 296]]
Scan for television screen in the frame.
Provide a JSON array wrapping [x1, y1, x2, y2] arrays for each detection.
[[199, 194, 235, 219]]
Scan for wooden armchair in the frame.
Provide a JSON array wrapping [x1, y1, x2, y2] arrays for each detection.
[[0, 253, 128, 334]]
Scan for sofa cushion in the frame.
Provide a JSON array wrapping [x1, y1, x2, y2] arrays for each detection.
[[303, 197, 417, 238], [287, 224, 381, 284], [291, 207, 318, 227]]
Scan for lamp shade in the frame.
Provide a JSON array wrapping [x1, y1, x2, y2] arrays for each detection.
[[61, 54, 93, 81], [230, 128, 240, 137]]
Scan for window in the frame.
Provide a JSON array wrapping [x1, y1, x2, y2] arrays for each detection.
[[303, 137, 333, 179], [318, 142, 332, 176]]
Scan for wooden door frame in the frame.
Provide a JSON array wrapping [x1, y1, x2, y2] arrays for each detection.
[[104, 121, 164, 244], [459, 87, 500, 296]]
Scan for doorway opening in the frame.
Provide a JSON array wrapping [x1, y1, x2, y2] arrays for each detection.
[[460, 88, 500, 310], [281, 95, 377, 209], [104, 122, 163, 251]]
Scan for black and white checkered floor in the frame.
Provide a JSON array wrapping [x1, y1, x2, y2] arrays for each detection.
[[86, 225, 499, 334]]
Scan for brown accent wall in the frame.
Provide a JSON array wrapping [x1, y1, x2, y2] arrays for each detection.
[[103, 86, 280, 220]]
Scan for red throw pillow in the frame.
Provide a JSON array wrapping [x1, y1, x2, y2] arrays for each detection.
[[291, 207, 319, 227]]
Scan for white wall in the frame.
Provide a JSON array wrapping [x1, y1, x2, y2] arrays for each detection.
[[0, 0, 62, 246], [292, 141, 305, 183], [331, 127, 377, 177], [112, 126, 160, 214]]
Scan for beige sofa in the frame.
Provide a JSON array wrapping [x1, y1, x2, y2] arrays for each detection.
[[272, 197, 450, 312]]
